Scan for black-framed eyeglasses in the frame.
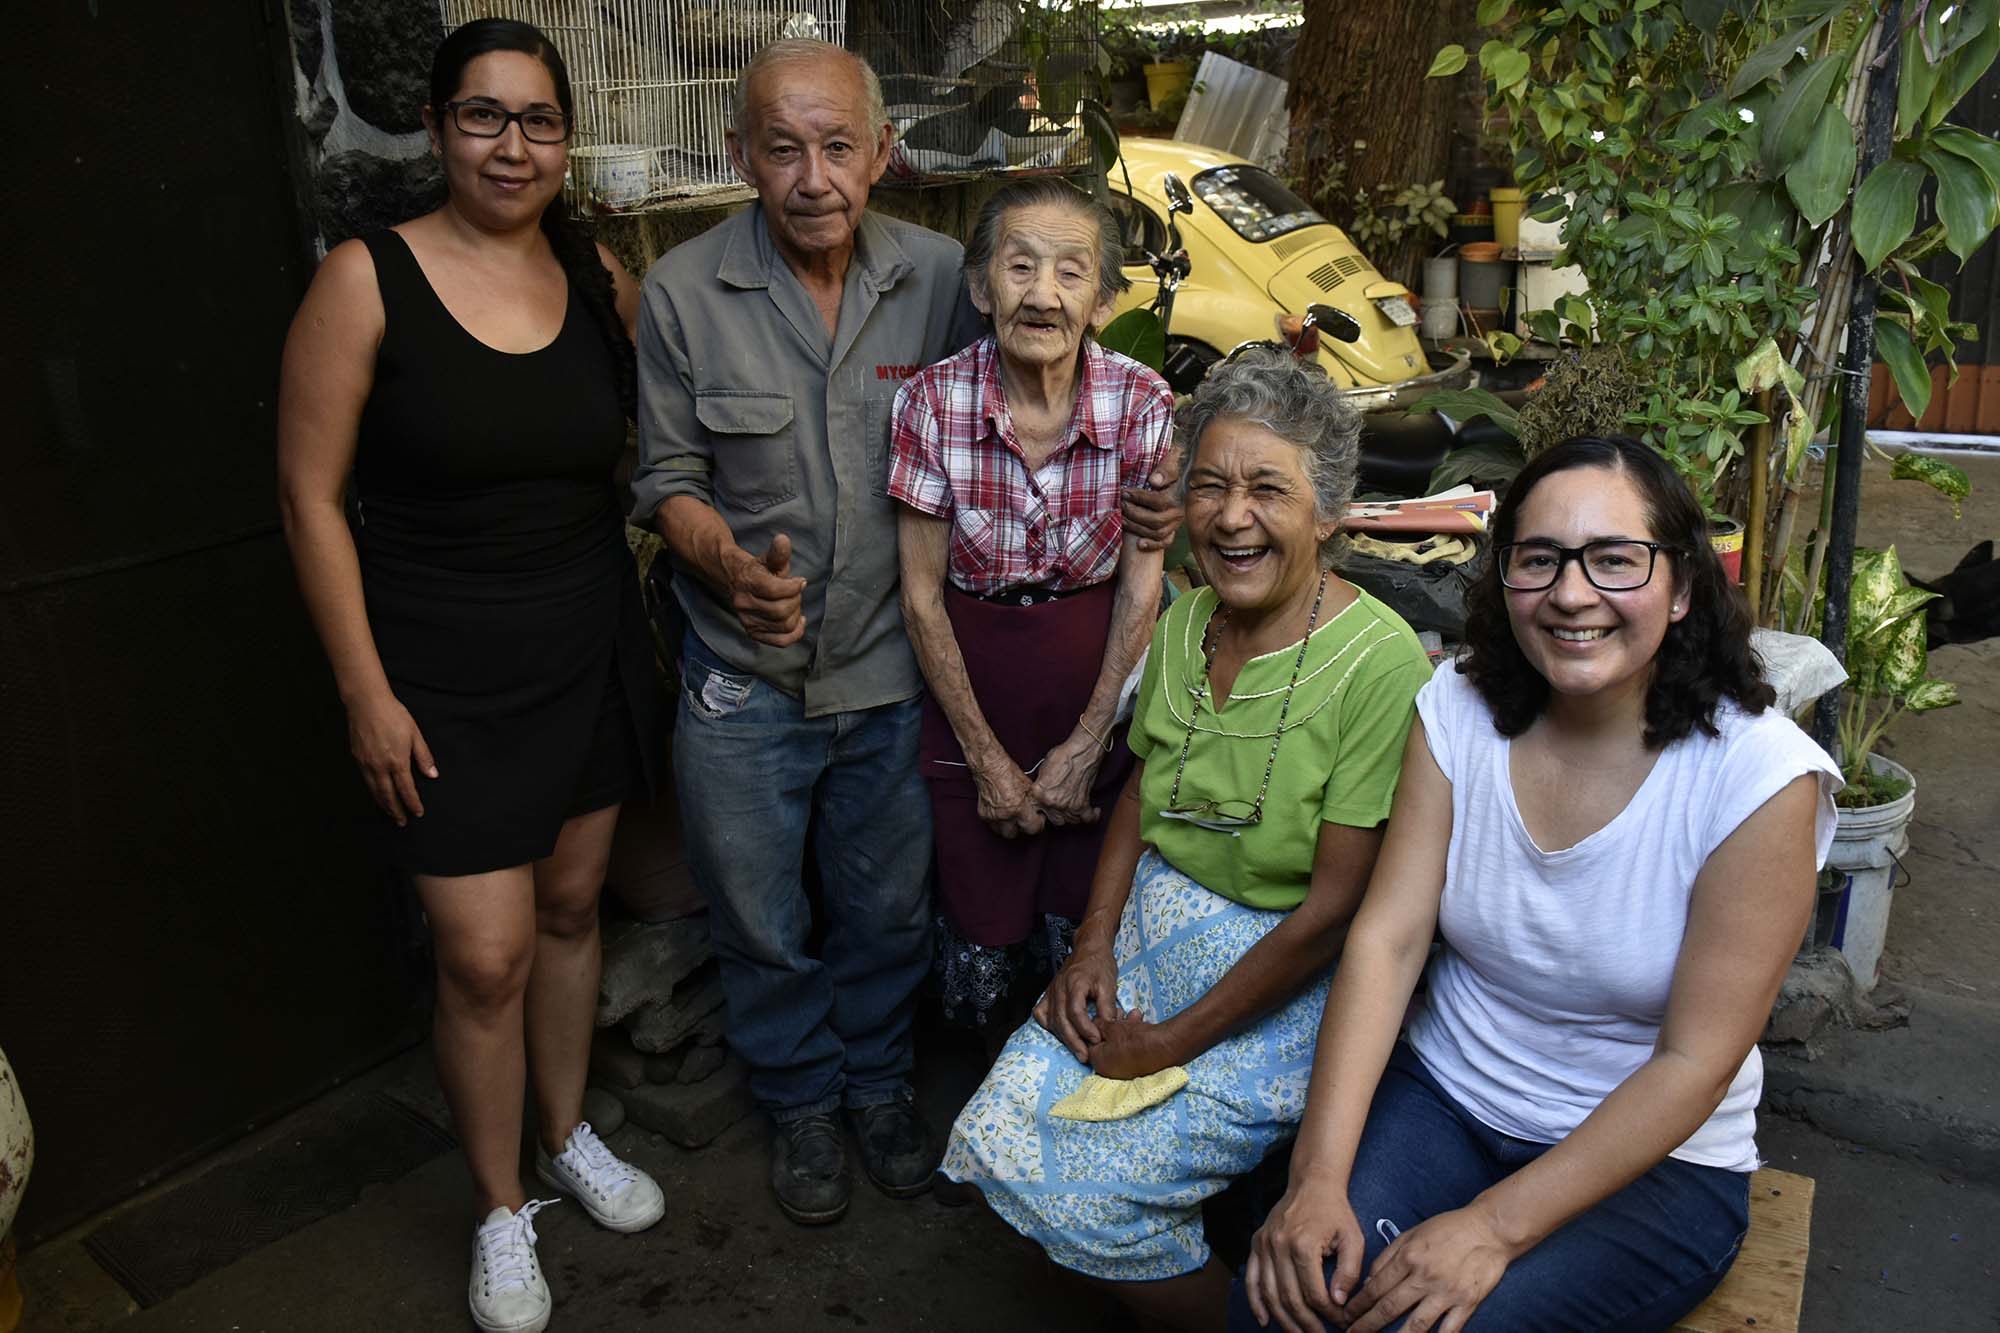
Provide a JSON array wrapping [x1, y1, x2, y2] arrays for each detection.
[[443, 100, 571, 143], [1496, 539, 1674, 591]]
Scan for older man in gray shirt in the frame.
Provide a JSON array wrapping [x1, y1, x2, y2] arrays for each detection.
[[632, 39, 1177, 1228], [630, 39, 977, 1228]]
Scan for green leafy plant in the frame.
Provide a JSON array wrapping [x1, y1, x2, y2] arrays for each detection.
[[1348, 177, 1459, 251], [1287, 147, 1457, 266], [1097, 307, 1166, 370], [1429, 0, 2000, 519], [1782, 544, 1961, 806], [1125, 2, 1208, 65]]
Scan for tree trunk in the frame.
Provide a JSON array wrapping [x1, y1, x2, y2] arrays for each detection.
[[1287, 1, 1472, 287]]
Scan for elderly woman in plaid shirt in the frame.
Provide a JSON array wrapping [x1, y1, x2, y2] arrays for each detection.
[[888, 178, 1175, 1039]]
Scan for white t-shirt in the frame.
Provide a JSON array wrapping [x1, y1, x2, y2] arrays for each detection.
[[1404, 661, 1842, 1172]]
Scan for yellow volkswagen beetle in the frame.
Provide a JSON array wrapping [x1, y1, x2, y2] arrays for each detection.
[[1106, 138, 1473, 418]]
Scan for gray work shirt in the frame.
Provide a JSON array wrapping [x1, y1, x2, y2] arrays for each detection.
[[631, 205, 981, 718]]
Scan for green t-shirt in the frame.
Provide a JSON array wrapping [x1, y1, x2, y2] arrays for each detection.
[[1128, 585, 1430, 911]]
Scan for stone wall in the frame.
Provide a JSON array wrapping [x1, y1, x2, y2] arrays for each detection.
[[284, 0, 446, 249]]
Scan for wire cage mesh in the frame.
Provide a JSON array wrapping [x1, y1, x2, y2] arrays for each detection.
[[438, 1, 848, 210], [852, 0, 1099, 180]]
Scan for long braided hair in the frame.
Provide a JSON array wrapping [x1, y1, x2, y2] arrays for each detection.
[[429, 19, 637, 421]]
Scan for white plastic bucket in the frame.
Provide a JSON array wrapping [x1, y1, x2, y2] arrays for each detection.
[[0, 1043, 30, 1243], [1828, 754, 1915, 992], [1420, 298, 1460, 340], [1422, 255, 1458, 303], [572, 144, 652, 205]]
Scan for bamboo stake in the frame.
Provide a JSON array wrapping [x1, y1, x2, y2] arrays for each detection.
[[1759, 18, 1878, 622], [1744, 394, 1772, 622]]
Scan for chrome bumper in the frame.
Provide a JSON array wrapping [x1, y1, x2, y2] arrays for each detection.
[[1340, 348, 1476, 414]]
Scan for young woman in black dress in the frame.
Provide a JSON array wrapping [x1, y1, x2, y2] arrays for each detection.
[[277, 20, 662, 1332]]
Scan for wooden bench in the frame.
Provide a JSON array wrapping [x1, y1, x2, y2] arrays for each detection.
[[1672, 1168, 1814, 1333]]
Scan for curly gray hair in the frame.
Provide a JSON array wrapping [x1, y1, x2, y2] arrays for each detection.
[[1175, 345, 1363, 566], [731, 40, 888, 144], [961, 177, 1131, 312]]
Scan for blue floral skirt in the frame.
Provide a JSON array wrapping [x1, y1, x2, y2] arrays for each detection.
[[940, 848, 1333, 1281]]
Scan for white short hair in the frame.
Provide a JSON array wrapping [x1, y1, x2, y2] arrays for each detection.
[[731, 40, 889, 142]]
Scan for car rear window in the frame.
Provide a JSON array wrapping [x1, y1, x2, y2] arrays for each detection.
[[1192, 166, 1325, 243]]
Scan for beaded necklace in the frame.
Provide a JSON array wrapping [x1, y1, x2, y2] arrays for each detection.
[[1163, 570, 1329, 829]]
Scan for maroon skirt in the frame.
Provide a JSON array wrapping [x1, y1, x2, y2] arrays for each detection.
[[920, 580, 1137, 947]]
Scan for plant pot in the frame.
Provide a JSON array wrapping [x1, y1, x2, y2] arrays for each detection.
[[1109, 74, 1147, 114], [1489, 187, 1524, 250], [1828, 753, 1915, 993], [1, 1042, 29, 1333], [1449, 214, 1496, 246], [1458, 248, 1506, 310], [1709, 515, 1745, 584], [1143, 60, 1195, 110]]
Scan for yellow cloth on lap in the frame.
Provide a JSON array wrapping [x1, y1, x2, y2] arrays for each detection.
[[1048, 1067, 1189, 1122]]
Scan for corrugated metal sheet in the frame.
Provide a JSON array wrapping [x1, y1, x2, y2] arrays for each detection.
[[1870, 57, 2000, 433], [1174, 51, 1289, 165]]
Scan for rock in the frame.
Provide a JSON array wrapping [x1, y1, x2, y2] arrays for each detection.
[[1765, 948, 1859, 1047], [289, 0, 325, 82], [616, 1059, 753, 1148], [301, 82, 339, 145], [589, 1028, 648, 1090], [624, 968, 726, 1054], [581, 1086, 627, 1137], [596, 917, 712, 1027], [330, 0, 442, 134], [314, 150, 442, 248], [644, 1048, 686, 1084], [676, 1042, 727, 1085]]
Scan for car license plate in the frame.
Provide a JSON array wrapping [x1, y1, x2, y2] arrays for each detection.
[[1375, 296, 1417, 327]]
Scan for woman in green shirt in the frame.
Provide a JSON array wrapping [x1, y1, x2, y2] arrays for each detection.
[[939, 346, 1431, 1331]]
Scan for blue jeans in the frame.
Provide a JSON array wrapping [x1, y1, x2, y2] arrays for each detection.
[[673, 630, 933, 1120], [1227, 1044, 1749, 1332]]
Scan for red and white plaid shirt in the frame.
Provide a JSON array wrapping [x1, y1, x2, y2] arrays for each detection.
[[887, 336, 1173, 595]]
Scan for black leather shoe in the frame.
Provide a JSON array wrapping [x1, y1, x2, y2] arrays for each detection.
[[848, 1095, 936, 1199], [770, 1113, 849, 1225]]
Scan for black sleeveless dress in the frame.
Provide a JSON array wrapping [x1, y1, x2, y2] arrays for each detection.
[[352, 229, 658, 876]]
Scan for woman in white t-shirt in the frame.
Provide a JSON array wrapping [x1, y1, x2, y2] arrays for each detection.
[[1235, 435, 1841, 1333]]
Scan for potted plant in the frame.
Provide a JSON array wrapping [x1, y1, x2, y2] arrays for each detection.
[[1785, 544, 1960, 991], [1099, 0, 1151, 114], [1, 1043, 30, 1333], [1141, 5, 1205, 112]]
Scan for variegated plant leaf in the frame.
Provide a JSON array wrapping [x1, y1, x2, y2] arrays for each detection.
[[1875, 604, 1932, 697], [1890, 452, 1971, 518], [1861, 585, 1941, 642], [1902, 679, 1962, 712]]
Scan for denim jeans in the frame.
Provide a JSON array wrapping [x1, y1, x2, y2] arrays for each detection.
[[1227, 1044, 1750, 1332], [673, 630, 933, 1120]]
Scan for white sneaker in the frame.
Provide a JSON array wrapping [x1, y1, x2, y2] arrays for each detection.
[[468, 1199, 555, 1333], [534, 1121, 666, 1234]]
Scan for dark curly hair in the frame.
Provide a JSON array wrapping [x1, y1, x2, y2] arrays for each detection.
[[1460, 434, 1772, 747], [429, 19, 636, 421]]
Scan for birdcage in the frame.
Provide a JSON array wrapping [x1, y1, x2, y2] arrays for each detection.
[[851, 0, 1100, 181], [439, 1, 848, 211]]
